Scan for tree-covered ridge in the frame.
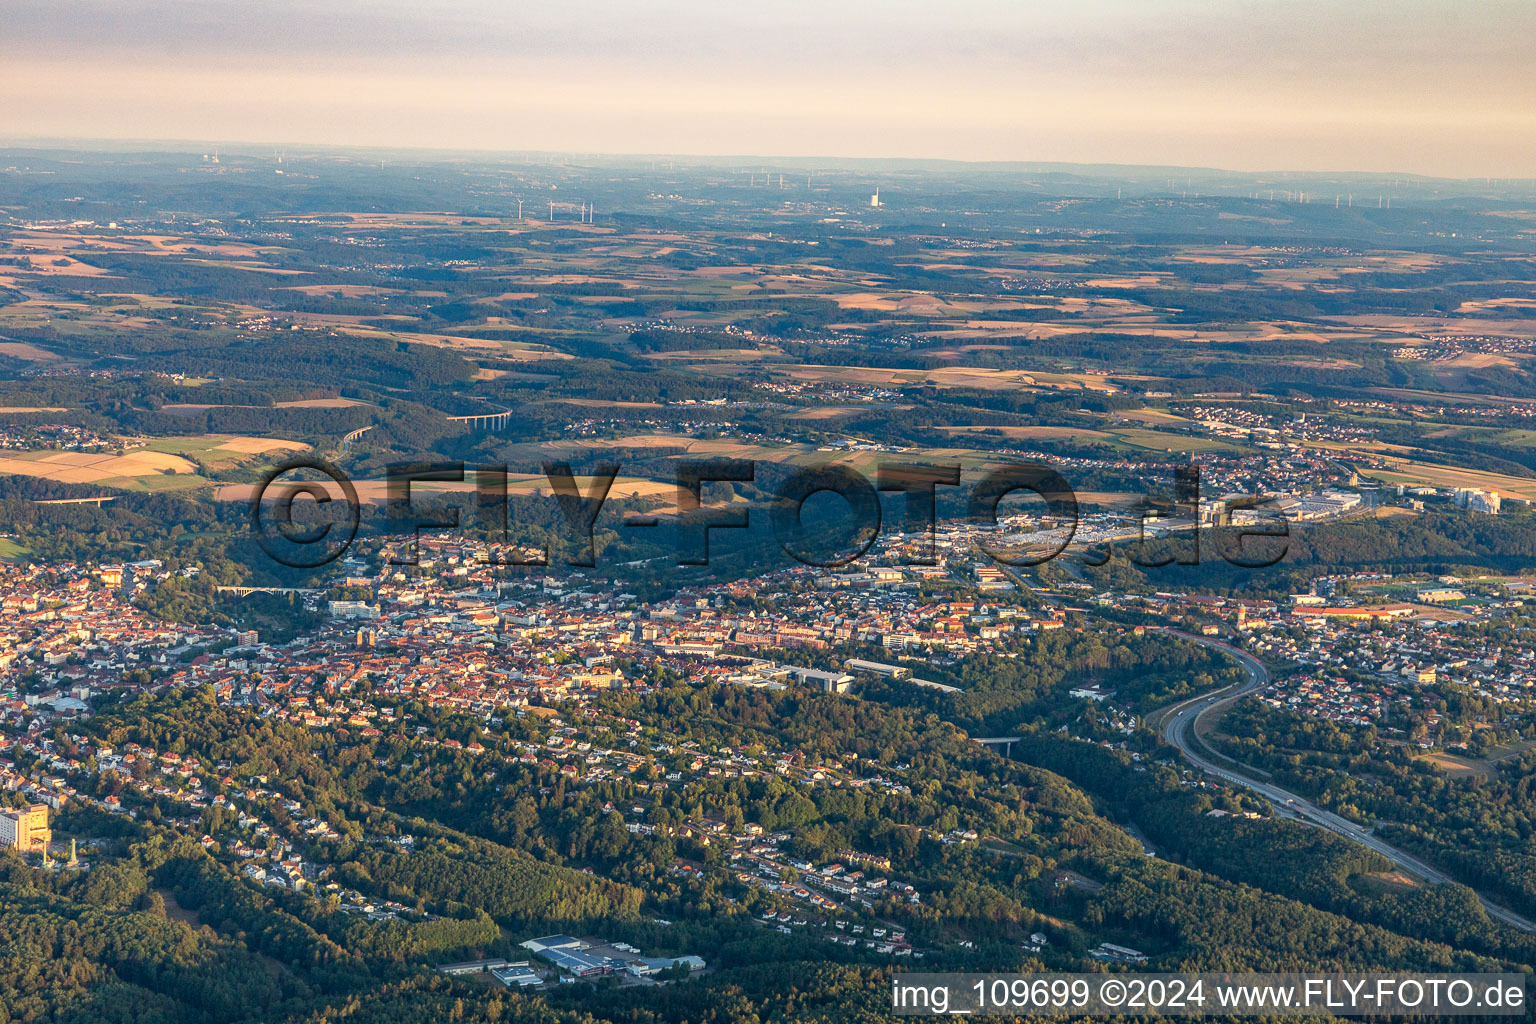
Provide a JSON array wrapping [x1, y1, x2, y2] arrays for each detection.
[[1213, 698, 1536, 922]]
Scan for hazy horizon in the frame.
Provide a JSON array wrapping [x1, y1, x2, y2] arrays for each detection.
[[3, 134, 1531, 185], [5, 0, 1534, 178]]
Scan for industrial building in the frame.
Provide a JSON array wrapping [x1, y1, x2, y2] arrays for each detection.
[[785, 666, 854, 693], [843, 658, 910, 680], [520, 936, 612, 977], [490, 963, 542, 988], [519, 935, 706, 980], [437, 958, 509, 976]]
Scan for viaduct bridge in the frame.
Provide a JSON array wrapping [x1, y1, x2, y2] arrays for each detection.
[[446, 408, 514, 431]]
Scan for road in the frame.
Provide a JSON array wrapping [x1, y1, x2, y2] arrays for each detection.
[[1155, 628, 1536, 934]]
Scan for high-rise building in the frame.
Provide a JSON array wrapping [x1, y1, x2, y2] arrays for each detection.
[[0, 804, 51, 852]]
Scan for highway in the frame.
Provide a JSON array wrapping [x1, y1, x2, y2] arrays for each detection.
[[1155, 629, 1536, 934]]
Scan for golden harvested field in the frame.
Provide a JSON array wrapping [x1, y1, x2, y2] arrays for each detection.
[[831, 292, 1020, 314], [921, 368, 1038, 389], [1326, 314, 1536, 337], [334, 325, 573, 360], [1455, 298, 1536, 313], [784, 405, 914, 421], [121, 235, 278, 258], [1414, 751, 1485, 777], [0, 341, 63, 361], [1078, 275, 1167, 288], [0, 449, 197, 485], [1025, 371, 1121, 392], [1359, 871, 1425, 893], [34, 453, 110, 467], [210, 437, 311, 455], [1367, 388, 1536, 407], [1107, 428, 1239, 452], [539, 434, 696, 453], [135, 434, 312, 471], [516, 274, 626, 287], [1428, 352, 1520, 369], [1112, 409, 1189, 425], [1075, 491, 1141, 507], [216, 481, 339, 504], [5, 255, 117, 277], [1309, 439, 1536, 499], [183, 259, 305, 275], [697, 360, 1126, 394]]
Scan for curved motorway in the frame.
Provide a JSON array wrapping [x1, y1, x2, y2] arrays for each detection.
[[1155, 628, 1536, 934]]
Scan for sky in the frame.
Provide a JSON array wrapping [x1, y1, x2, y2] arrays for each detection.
[[4, 0, 1533, 176]]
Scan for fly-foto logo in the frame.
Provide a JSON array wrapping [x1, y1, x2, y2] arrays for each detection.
[[248, 457, 1289, 571]]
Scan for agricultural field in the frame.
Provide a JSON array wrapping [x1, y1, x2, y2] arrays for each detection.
[[0, 150, 1533, 540], [0, 435, 312, 492], [0, 449, 197, 487]]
